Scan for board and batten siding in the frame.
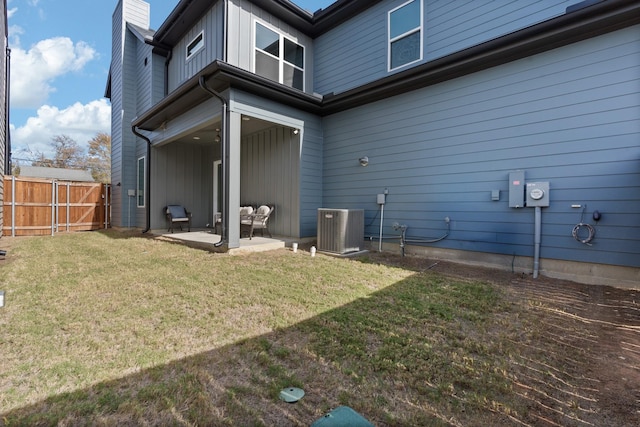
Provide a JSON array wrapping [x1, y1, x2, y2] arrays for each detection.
[[231, 89, 323, 238], [241, 126, 300, 237], [167, 2, 225, 93], [151, 142, 214, 230], [227, 0, 314, 95], [135, 38, 154, 121], [110, 0, 151, 227], [123, 31, 144, 227], [314, 0, 574, 96], [322, 25, 640, 268]]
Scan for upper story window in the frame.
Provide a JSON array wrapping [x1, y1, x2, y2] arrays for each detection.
[[186, 31, 204, 60], [255, 22, 304, 91], [388, 0, 423, 71]]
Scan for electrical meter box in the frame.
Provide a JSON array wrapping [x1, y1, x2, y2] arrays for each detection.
[[509, 171, 525, 208], [526, 182, 550, 207]]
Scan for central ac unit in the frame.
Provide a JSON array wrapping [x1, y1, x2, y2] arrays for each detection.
[[317, 208, 364, 254]]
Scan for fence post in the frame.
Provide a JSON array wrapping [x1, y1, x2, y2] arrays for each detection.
[[51, 181, 55, 236], [104, 184, 109, 229], [10, 176, 15, 237], [66, 183, 70, 232]]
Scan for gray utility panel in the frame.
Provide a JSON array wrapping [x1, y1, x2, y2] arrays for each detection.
[[526, 182, 550, 207], [509, 170, 526, 208]]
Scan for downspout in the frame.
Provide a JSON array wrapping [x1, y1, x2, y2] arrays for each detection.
[[195, 0, 228, 248], [163, 50, 172, 96], [132, 126, 152, 233], [198, 76, 227, 247]]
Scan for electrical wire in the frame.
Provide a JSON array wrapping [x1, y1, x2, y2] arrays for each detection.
[[572, 223, 595, 245], [572, 205, 595, 245], [365, 206, 380, 227]]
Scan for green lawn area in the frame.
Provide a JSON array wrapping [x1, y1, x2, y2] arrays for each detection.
[[0, 229, 611, 426]]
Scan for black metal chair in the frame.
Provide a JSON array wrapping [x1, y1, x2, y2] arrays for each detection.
[[165, 205, 192, 233]]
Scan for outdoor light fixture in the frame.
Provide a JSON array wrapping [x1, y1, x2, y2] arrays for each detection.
[[292, 128, 299, 135], [359, 156, 369, 167]]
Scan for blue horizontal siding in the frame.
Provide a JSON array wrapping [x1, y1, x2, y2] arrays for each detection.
[[315, 0, 574, 95], [322, 26, 640, 268]]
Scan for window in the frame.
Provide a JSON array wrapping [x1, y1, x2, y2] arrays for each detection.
[[186, 31, 204, 60], [137, 157, 145, 208], [388, 0, 423, 71], [255, 22, 304, 90]]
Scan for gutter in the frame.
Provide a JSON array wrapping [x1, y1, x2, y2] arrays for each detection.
[[134, 0, 639, 131], [322, 0, 640, 115], [131, 126, 152, 233]]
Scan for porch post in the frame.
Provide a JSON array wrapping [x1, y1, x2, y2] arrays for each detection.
[[226, 110, 242, 248]]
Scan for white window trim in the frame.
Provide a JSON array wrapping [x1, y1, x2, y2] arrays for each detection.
[[137, 156, 145, 208], [387, 0, 423, 72], [253, 20, 305, 91], [186, 31, 205, 61]]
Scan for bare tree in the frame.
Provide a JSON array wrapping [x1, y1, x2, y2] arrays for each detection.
[[15, 133, 111, 183], [28, 135, 86, 169], [86, 133, 111, 183]]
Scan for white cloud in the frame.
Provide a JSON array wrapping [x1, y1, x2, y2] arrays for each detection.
[[7, 7, 18, 18], [10, 37, 96, 108], [11, 99, 111, 160], [8, 23, 22, 46]]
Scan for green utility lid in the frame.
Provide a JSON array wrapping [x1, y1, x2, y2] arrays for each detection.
[[279, 387, 305, 403], [311, 406, 374, 427]]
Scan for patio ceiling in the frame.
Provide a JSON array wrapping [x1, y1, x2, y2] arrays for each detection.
[[169, 116, 277, 147]]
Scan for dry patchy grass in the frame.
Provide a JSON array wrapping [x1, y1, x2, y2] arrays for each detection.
[[0, 230, 638, 426]]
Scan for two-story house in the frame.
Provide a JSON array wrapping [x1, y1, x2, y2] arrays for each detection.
[[107, 0, 640, 286]]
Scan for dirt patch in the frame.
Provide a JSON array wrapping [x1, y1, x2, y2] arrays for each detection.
[[363, 251, 640, 426]]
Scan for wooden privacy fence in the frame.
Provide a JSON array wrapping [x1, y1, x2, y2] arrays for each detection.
[[3, 175, 111, 237]]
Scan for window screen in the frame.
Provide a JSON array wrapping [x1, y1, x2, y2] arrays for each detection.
[[389, 0, 422, 70]]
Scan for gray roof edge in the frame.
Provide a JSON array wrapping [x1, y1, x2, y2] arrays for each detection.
[[134, 0, 640, 127], [19, 166, 95, 182]]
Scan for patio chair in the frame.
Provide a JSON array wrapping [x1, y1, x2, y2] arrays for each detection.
[[239, 206, 254, 237], [241, 205, 274, 239], [165, 205, 192, 233]]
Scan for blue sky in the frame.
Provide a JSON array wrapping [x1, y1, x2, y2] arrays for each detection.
[[7, 0, 335, 161]]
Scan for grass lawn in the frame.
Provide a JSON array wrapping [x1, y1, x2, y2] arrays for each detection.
[[0, 229, 633, 426]]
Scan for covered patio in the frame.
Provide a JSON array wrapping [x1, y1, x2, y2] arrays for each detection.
[[132, 64, 322, 250], [148, 228, 296, 254]]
